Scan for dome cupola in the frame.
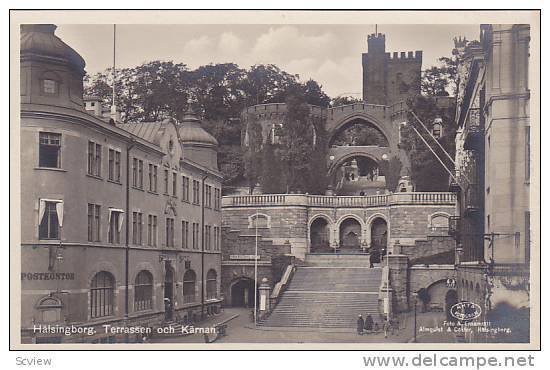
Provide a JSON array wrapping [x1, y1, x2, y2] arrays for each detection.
[[177, 105, 219, 170], [20, 24, 86, 109]]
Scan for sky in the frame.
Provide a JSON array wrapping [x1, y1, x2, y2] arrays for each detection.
[[56, 24, 480, 98]]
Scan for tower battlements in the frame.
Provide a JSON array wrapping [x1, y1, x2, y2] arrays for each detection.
[[387, 50, 423, 61], [362, 33, 422, 106]]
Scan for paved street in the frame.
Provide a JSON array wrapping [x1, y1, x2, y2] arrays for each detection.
[[150, 308, 456, 344]]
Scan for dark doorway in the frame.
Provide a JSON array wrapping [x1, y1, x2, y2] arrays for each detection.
[[445, 289, 458, 322], [164, 264, 174, 321], [231, 278, 256, 308], [339, 218, 362, 251], [370, 218, 387, 253], [310, 217, 331, 253]]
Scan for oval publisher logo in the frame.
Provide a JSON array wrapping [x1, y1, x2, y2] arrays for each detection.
[[450, 301, 482, 321]]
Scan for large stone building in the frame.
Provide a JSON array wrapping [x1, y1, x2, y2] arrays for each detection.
[[20, 24, 223, 343], [222, 33, 460, 325], [453, 24, 531, 343]]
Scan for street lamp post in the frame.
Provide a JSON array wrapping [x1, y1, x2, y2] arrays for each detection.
[[413, 291, 418, 343]]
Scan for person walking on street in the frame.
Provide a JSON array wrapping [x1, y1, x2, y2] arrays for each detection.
[[357, 315, 365, 335], [364, 314, 374, 334], [383, 317, 390, 339]]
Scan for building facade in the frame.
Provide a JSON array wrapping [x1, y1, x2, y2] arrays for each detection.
[[453, 24, 531, 342], [20, 24, 223, 343]]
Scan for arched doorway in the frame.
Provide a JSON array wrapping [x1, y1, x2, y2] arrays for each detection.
[[370, 218, 387, 261], [329, 155, 387, 196], [426, 280, 450, 311], [230, 278, 257, 308], [310, 217, 331, 253], [445, 289, 458, 322], [164, 264, 175, 321], [339, 218, 362, 252]]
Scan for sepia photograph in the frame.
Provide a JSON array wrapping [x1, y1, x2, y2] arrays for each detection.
[[9, 9, 540, 350]]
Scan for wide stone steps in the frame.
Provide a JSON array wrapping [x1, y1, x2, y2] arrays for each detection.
[[259, 262, 383, 329]]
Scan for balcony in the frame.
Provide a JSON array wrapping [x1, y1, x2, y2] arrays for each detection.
[[464, 183, 481, 215], [222, 192, 456, 208], [463, 108, 483, 150]]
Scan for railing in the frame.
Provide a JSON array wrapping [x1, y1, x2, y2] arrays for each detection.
[[223, 192, 456, 208]]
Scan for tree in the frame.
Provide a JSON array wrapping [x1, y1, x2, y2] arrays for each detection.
[[330, 95, 362, 107], [260, 142, 285, 194], [421, 56, 459, 97], [379, 156, 402, 192], [401, 95, 457, 191]]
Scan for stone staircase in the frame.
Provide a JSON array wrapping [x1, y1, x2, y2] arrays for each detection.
[[259, 254, 383, 329]]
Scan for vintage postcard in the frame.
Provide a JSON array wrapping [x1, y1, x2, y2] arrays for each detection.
[[9, 9, 540, 350]]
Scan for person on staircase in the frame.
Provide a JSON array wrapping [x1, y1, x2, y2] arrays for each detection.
[[357, 315, 365, 335]]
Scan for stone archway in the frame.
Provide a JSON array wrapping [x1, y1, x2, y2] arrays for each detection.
[[339, 217, 362, 252], [309, 216, 331, 253], [229, 278, 257, 308], [369, 217, 387, 262]]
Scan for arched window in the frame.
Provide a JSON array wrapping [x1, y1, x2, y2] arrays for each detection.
[[430, 213, 450, 230], [36, 296, 63, 323], [183, 269, 196, 303], [134, 270, 153, 311], [248, 213, 270, 229], [206, 269, 217, 300], [40, 71, 61, 95], [90, 271, 115, 318]]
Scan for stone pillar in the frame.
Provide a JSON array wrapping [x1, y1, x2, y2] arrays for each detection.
[[387, 253, 409, 313], [258, 278, 271, 317]]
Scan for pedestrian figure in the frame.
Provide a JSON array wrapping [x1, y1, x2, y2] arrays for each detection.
[[390, 318, 399, 336], [364, 314, 374, 333], [373, 322, 380, 332], [369, 250, 376, 268], [357, 315, 365, 335], [383, 318, 390, 338]]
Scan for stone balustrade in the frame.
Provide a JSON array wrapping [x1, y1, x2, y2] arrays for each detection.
[[222, 192, 456, 208]]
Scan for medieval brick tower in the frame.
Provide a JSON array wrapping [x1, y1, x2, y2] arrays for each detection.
[[362, 33, 423, 105]]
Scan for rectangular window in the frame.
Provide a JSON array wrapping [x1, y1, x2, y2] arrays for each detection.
[[147, 214, 158, 247], [132, 212, 143, 245], [108, 210, 122, 244], [87, 141, 102, 176], [172, 172, 177, 197], [138, 160, 144, 189], [205, 185, 212, 208], [182, 220, 189, 249], [192, 223, 199, 249], [153, 166, 158, 192], [108, 149, 115, 180], [87, 204, 101, 242], [39, 201, 60, 240], [132, 158, 138, 187], [164, 169, 169, 194], [193, 180, 200, 205], [182, 176, 190, 202], [43, 79, 57, 94], [214, 188, 220, 210], [115, 151, 121, 182], [165, 218, 174, 247], [39, 132, 61, 168], [213, 226, 220, 251], [148, 164, 153, 191]]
